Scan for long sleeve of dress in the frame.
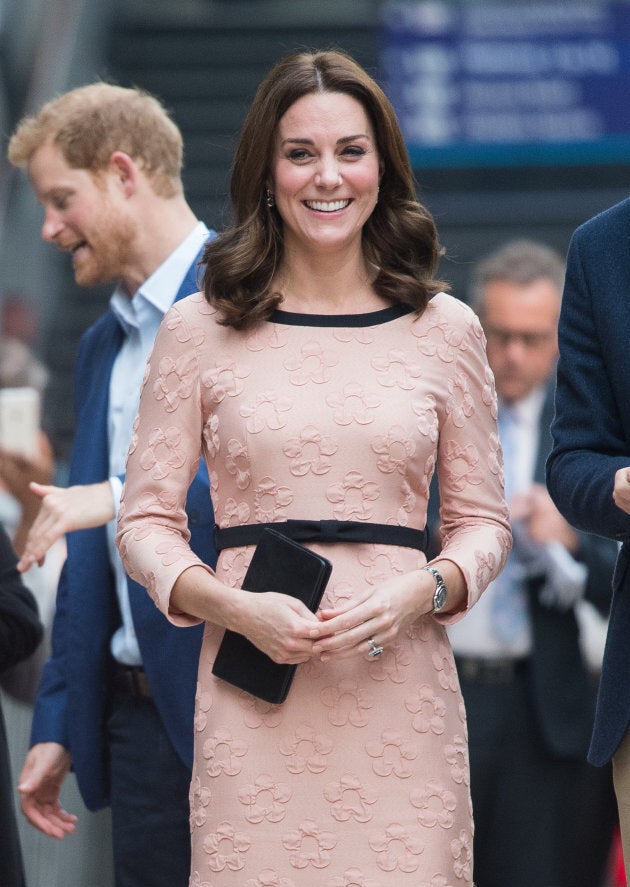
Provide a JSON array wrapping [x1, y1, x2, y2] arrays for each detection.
[[117, 291, 511, 626]]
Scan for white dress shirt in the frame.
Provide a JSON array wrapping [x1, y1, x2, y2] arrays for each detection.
[[106, 222, 209, 664]]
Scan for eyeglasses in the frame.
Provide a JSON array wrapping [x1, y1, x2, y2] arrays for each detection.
[[484, 325, 556, 350]]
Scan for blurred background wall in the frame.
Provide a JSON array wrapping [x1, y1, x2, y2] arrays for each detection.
[[0, 0, 628, 475]]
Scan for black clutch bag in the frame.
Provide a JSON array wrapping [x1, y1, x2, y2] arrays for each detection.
[[212, 528, 332, 704]]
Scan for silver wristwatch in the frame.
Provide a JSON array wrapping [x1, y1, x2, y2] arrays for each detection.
[[424, 565, 447, 613]]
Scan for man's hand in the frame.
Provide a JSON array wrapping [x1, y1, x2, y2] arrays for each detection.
[[613, 467, 630, 516], [17, 480, 115, 572], [18, 742, 76, 839], [510, 483, 579, 553]]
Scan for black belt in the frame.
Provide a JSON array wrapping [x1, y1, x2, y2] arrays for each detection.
[[456, 656, 528, 685], [213, 520, 428, 553], [113, 665, 152, 699]]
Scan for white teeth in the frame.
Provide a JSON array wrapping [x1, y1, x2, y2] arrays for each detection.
[[306, 199, 350, 212]]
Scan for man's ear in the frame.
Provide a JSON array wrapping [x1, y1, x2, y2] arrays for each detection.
[[108, 151, 137, 197]]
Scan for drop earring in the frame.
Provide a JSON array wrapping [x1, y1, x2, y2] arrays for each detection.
[[265, 188, 275, 208]]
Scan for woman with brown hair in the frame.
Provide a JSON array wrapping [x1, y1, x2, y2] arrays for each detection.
[[117, 49, 511, 884]]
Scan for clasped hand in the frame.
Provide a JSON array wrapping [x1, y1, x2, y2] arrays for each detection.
[[243, 570, 430, 664]]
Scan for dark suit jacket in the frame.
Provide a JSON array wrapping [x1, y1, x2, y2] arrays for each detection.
[[0, 523, 43, 886], [528, 387, 614, 758], [30, 248, 217, 811], [547, 196, 630, 766], [431, 383, 615, 759]]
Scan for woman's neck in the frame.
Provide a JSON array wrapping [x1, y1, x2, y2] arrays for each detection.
[[273, 248, 386, 315]]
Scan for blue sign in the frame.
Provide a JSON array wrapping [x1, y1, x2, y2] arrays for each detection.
[[380, 1, 630, 167]]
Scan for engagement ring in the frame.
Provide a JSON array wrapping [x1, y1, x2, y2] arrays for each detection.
[[367, 637, 384, 657]]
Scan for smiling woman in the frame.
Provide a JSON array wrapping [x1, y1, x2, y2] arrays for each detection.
[[269, 91, 382, 305], [204, 50, 446, 331], [116, 49, 512, 886]]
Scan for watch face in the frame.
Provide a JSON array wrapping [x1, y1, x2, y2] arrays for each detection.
[[434, 585, 447, 611]]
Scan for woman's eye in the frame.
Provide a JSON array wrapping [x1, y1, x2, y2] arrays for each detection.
[[288, 149, 312, 161], [342, 146, 366, 158]]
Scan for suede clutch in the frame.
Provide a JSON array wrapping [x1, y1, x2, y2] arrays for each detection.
[[212, 528, 332, 704]]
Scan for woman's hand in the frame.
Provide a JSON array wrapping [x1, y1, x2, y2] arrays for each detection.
[[171, 565, 323, 664], [308, 569, 433, 661], [233, 591, 322, 665]]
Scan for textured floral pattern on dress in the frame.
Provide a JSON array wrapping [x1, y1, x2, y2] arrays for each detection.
[[367, 642, 413, 684], [328, 867, 382, 887], [444, 737, 470, 786], [152, 353, 197, 412], [450, 830, 473, 881], [326, 382, 381, 426], [115, 293, 512, 884], [240, 391, 293, 433], [244, 870, 296, 887], [365, 730, 418, 778], [139, 427, 187, 480], [320, 679, 374, 727], [369, 822, 425, 872], [371, 426, 416, 475], [442, 440, 484, 493], [254, 476, 294, 522], [284, 339, 340, 385], [278, 723, 335, 774], [194, 684, 213, 733], [371, 350, 423, 390], [190, 776, 212, 829], [202, 728, 248, 777], [241, 695, 284, 729], [203, 821, 250, 872], [324, 773, 378, 822], [327, 471, 379, 521], [282, 819, 337, 869], [410, 779, 458, 829], [190, 870, 216, 887], [405, 684, 447, 735], [283, 425, 338, 476], [237, 774, 291, 823], [201, 359, 251, 402]]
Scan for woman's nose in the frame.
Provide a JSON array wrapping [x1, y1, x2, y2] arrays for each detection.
[[314, 157, 342, 188]]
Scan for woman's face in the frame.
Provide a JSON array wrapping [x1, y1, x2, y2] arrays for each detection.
[[270, 91, 381, 256]]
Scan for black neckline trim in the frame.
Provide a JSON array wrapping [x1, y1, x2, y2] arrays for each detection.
[[270, 304, 413, 328]]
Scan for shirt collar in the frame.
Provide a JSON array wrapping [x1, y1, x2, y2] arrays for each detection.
[[110, 221, 209, 333], [500, 385, 546, 429]]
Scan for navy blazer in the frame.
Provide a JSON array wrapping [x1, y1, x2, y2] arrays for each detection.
[[30, 249, 217, 811], [528, 386, 614, 758], [547, 196, 630, 767]]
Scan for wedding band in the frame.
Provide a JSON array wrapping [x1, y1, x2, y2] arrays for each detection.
[[367, 637, 384, 658]]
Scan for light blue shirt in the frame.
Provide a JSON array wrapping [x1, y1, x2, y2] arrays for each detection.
[[106, 222, 209, 664]]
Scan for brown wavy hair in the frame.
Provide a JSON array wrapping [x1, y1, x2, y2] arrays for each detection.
[[202, 49, 447, 330]]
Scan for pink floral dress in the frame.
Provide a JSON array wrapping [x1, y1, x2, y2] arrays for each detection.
[[117, 292, 511, 886]]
